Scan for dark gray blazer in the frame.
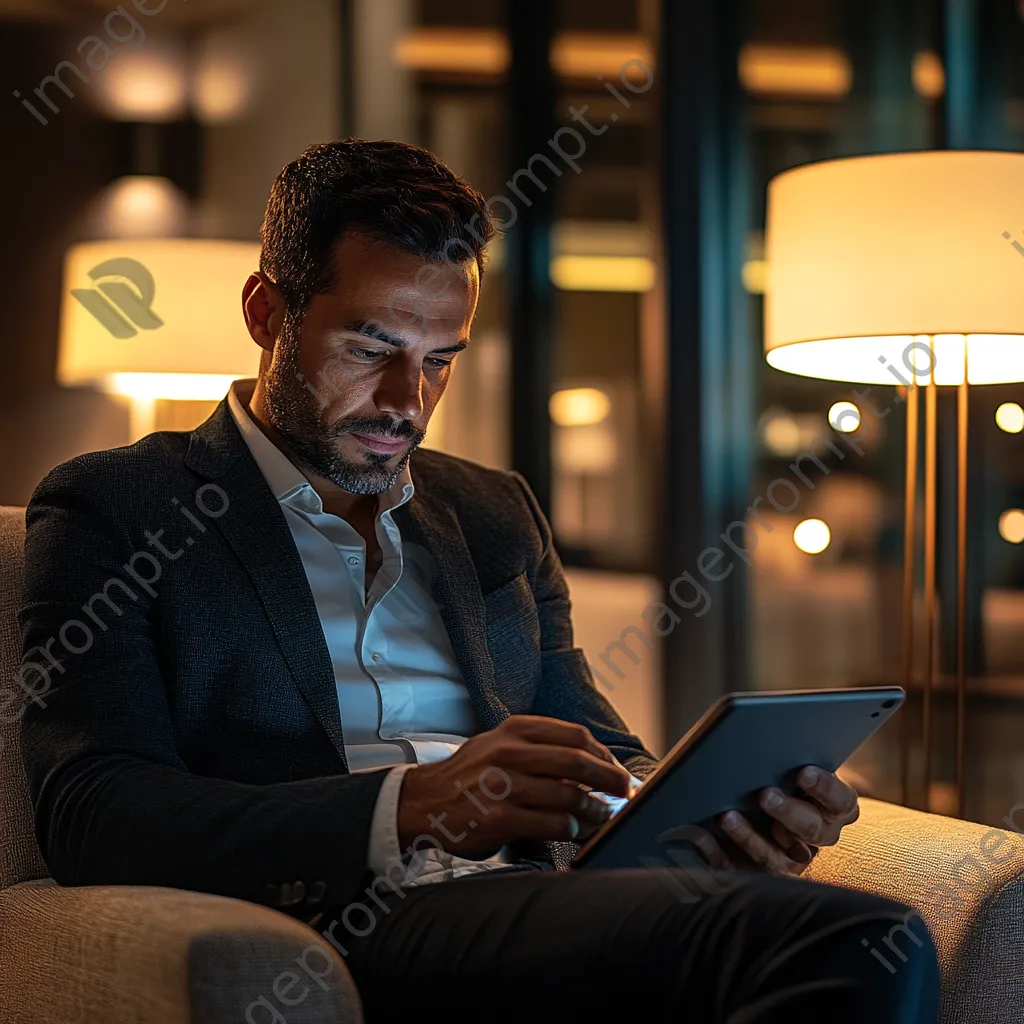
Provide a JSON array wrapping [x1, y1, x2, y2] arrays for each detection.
[[18, 398, 656, 917]]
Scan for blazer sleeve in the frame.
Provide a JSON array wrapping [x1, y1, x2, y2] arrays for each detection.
[[19, 461, 388, 916], [508, 472, 659, 781]]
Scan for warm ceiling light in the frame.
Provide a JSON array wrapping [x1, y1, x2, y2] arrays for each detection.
[[739, 44, 852, 98], [793, 518, 832, 554], [394, 28, 508, 75], [913, 51, 945, 99], [550, 255, 656, 292], [551, 33, 655, 82], [549, 387, 611, 427], [828, 401, 861, 432], [91, 40, 190, 121], [553, 220, 651, 258], [995, 401, 1024, 433], [193, 46, 253, 123], [394, 29, 655, 81], [998, 509, 1024, 544], [88, 176, 189, 238]]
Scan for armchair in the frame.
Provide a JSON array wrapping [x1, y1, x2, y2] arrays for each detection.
[[3, 503, 1024, 1022], [0, 506, 361, 1023]]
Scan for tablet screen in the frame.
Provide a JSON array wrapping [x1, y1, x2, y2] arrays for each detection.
[[590, 776, 643, 817]]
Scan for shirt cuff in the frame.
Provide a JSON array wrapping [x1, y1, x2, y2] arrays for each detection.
[[368, 763, 417, 878]]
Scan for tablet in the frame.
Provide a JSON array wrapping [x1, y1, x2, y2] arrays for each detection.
[[573, 686, 904, 871]]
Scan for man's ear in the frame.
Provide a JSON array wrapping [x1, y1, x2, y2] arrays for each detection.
[[241, 271, 287, 353]]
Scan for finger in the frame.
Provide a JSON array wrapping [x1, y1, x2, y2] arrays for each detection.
[[655, 824, 731, 870], [506, 775, 616, 825], [689, 827, 731, 870], [505, 743, 632, 796], [757, 787, 837, 847], [770, 819, 814, 866], [508, 805, 588, 842], [796, 766, 860, 823], [719, 811, 803, 876], [502, 715, 617, 764]]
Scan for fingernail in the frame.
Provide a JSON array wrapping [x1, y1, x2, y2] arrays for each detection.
[[567, 814, 580, 839], [800, 767, 820, 787], [722, 811, 740, 830], [762, 789, 783, 810], [789, 842, 813, 865]]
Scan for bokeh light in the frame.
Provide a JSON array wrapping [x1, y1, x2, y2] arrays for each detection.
[[995, 402, 1024, 434], [998, 509, 1024, 544], [90, 41, 190, 121], [793, 518, 831, 554], [760, 410, 801, 456], [549, 387, 611, 427], [87, 176, 188, 238], [828, 401, 860, 433]]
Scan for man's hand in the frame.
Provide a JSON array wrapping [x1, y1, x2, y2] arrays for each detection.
[[714, 766, 860, 875], [396, 715, 633, 853], [675, 766, 860, 877]]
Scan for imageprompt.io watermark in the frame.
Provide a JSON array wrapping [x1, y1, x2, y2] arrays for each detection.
[[71, 257, 163, 338], [12, 0, 186, 127]]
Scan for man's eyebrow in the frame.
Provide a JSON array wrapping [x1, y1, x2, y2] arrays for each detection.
[[341, 321, 409, 348], [430, 340, 469, 355], [340, 321, 469, 355]]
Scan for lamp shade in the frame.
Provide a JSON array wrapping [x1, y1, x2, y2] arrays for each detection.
[[58, 238, 262, 399], [764, 151, 1024, 385]]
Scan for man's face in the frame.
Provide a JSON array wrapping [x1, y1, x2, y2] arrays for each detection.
[[260, 233, 479, 494]]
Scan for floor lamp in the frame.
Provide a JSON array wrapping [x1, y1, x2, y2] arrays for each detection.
[[763, 151, 1024, 817], [58, 238, 262, 441]]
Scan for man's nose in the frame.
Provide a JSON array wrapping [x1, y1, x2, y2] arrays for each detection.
[[375, 357, 424, 422]]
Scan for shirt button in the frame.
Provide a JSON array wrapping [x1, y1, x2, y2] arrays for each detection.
[[347, 556, 359, 566], [371, 652, 382, 663]]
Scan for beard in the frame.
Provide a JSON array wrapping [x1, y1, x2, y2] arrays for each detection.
[[262, 320, 425, 495]]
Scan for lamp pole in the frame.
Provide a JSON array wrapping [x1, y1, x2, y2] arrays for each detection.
[[956, 345, 969, 818], [899, 382, 918, 808]]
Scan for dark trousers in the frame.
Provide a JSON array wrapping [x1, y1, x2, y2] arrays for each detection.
[[327, 866, 940, 1022]]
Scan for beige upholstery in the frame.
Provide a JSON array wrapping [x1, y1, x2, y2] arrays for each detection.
[[806, 797, 1024, 1022], [0, 506, 363, 1023], [0, 881, 363, 1024], [0, 506, 48, 889]]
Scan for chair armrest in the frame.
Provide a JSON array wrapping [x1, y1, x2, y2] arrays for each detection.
[[804, 797, 1024, 1022], [0, 880, 362, 1024]]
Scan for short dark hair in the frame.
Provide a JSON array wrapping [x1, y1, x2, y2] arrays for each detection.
[[259, 139, 495, 317]]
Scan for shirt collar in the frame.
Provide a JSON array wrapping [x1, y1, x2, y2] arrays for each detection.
[[226, 377, 415, 516]]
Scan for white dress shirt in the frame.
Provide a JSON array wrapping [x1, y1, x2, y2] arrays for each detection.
[[227, 379, 519, 886]]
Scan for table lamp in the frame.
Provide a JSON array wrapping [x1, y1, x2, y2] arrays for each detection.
[[764, 150, 1024, 816], [58, 238, 262, 439]]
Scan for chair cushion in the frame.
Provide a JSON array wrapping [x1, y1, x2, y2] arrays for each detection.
[[0, 507, 49, 887]]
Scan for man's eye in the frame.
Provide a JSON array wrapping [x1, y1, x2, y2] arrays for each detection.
[[425, 356, 454, 368], [352, 347, 386, 361]]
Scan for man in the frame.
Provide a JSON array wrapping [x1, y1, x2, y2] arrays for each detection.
[[20, 140, 938, 1021]]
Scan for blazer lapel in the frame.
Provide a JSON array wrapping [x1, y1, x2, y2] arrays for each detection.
[[185, 400, 349, 766], [394, 490, 509, 731]]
